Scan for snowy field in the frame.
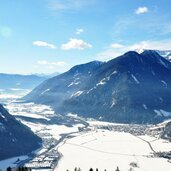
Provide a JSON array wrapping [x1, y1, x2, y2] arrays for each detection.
[[56, 129, 171, 171], [0, 101, 84, 171], [1, 99, 171, 171], [21, 120, 83, 140], [0, 156, 28, 171], [6, 102, 55, 121], [6, 102, 84, 140]]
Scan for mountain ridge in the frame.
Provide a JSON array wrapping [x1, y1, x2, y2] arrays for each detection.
[[0, 104, 42, 160], [0, 73, 47, 90], [23, 51, 171, 124]]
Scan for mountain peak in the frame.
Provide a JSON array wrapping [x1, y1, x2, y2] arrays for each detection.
[[68, 60, 103, 74], [135, 48, 171, 59], [141, 50, 160, 57], [124, 51, 140, 56]]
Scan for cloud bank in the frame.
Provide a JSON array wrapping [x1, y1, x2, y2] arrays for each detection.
[[97, 39, 171, 61]]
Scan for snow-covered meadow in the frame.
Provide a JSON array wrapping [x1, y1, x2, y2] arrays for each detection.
[[6, 102, 55, 120], [6, 102, 84, 140], [56, 129, 171, 171]]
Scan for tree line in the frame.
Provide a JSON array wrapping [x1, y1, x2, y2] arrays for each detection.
[[67, 166, 124, 171], [3, 166, 31, 171], [2, 165, 134, 171]]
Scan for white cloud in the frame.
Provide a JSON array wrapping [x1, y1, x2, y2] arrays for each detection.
[[128, 39, 171, 51], [76, 28, 84, 35], [61, 38, 92, 50], [33, 41, 56, 49], [51, 61, 67, 66], [37, 60, 48, 65], [49, 0, 95, 11], [37, 60, 67, 69], [0, 26, 12, 38], [96, 39, 171, 61], [135, 7, 149, 15], [110, 43, 124, 49], [112, 14, 171, 39], [49, 1, 68, 10], [97, 49, 123, 61]]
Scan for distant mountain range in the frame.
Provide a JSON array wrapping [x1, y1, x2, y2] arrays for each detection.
[[0, 74, 46, 91], [0, 73, 47, 94], [0, 72, 60, 93], [0, 104, 41, 160], [34, 72, 60, 78], [24, 50, 171, 124]]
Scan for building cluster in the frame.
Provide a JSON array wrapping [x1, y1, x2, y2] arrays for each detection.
[[93, 124, 150, 136], [25, 134, 59, 170], [146, 125, 164, 138]]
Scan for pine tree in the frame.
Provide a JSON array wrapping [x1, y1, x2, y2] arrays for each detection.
[[6, 167, 12, 171], [115, 166, 120, 171]]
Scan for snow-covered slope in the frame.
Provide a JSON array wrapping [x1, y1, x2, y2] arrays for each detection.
[[23, 61, 103, 108]]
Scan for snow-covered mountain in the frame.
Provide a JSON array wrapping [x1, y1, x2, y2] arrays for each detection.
[[35, 72, 60, 78], [152, 50, 171, 62], [136, 49, 171, 61], [0, 104, 42, 160], [24, 50, 171, 124]]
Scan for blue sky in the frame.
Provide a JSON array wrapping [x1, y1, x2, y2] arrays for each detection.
[[1, 0, 171, 74]]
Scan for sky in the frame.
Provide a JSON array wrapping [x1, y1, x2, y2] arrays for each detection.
[[1, 0, 171, 74]]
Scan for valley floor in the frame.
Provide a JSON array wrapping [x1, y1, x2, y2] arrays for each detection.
[[56, 128, 171, 171], [1, 98, 171, 171]]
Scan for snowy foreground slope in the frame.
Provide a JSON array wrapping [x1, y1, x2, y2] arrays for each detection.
[[0, 156, 28, 171]]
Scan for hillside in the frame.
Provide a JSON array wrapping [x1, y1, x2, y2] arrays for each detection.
[[24, 51, 171, 124], [0, 104, 42, 160]]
